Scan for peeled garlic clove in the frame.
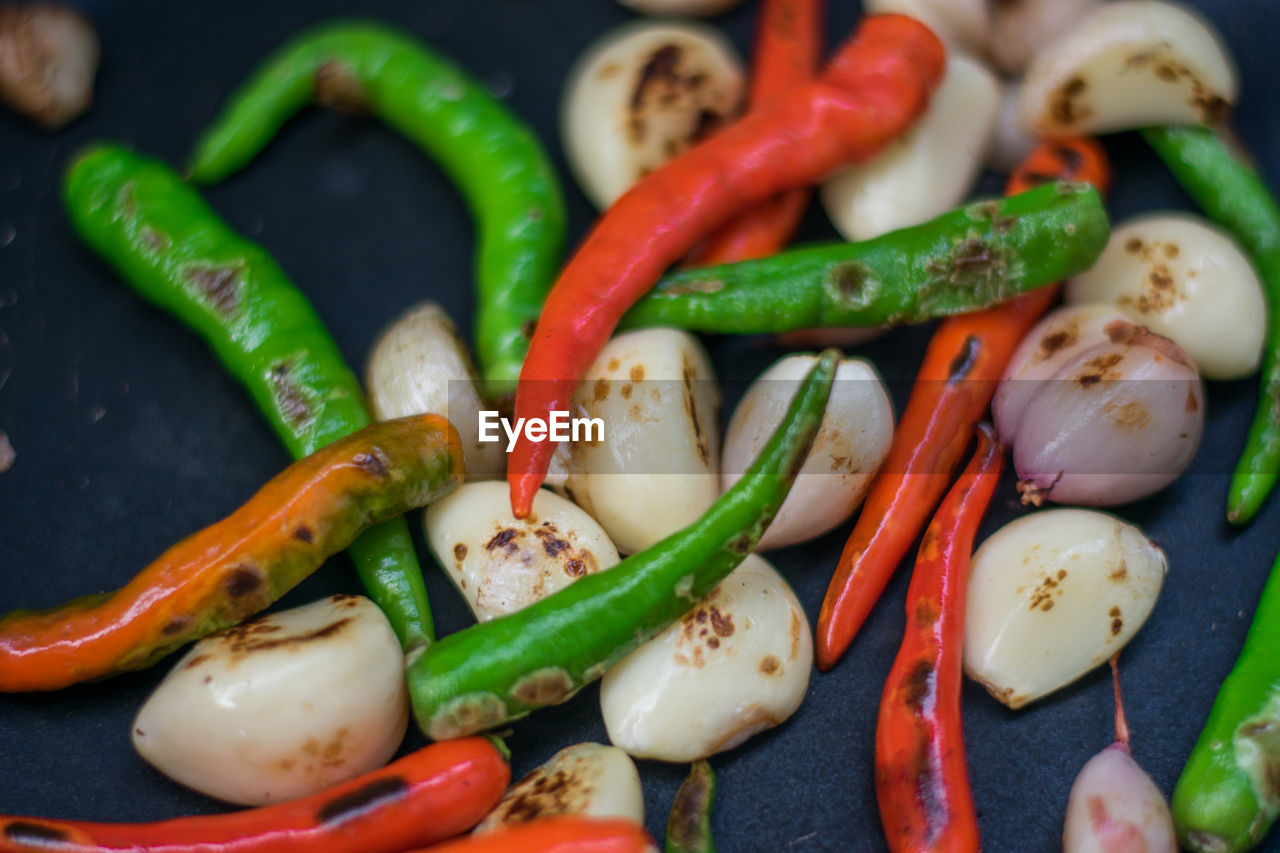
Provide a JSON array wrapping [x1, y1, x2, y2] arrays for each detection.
[[1065, 213, 1267, 381], [563, 328, 720, 554], [862, 0, 989, 51], [425, 481, 620, 622], [964, 510, 1167, 710], [132, 595, 407, 805], [600, 554, 812, 761], [984, 80, 1038, 175], [993, 304, 1134, 443], [1018, 0, 1238, 136], [562, 21, 744, 209], [821, 52, 1000, 242], [1012, 337, 1204, 507], [0, 5, 98, 127], [722, 354, 893, 550], [474, 743, 644, 833], [1063, 744, 1177, 852], [989, 0, 1103, 75], [618, 0, 746, 15], [366, 302, 503, 478]]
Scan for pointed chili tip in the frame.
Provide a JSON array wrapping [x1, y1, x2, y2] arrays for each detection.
[[509, 475, 537, 519]]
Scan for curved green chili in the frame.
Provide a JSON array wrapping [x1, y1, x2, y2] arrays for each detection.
[[1173, 546, 1280, 853], [407, 350, 838, 740], [619, 182, 1109, 334], [666, 762, 717, 853], [189, 20, 566, 399], [64, 143, 436, 653], [1143, 126, 1280, 525]]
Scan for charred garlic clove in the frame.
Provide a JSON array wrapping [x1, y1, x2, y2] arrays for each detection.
[[964, 510, 1167, 710], [562, 328, 720, 555], [1065, 213, 1267, 381], [0, 4, 98, 127], [989, 0, 1103, 75], [425, 481, 620, 622], [600, 554, 812, 762], [474, 743, 644, 833], [722, 353, 893, 550], [132, 595, 407, 806], [1018, 0, 1238, 136], [561, 21, 744, 209]]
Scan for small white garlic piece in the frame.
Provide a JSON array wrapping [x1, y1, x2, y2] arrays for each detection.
[[722, 354, 893, 550], [562, 328, 720, 554], [1065, 213, 1266, 380], [1063, 744, 1177, 852], [425, 481, 620, 622], [821, 52, 1000, 242], [132, 595, 407, 805], [474, 743, 644, 833], [989, 0, 1104, 75], [562, 21, 744, 209], [600, 554, 812, 762], [862, 0, 989, 52], [964, 510, 1167, 710], [366, 302, 503, 478], [1018, 0, 1239, 136], [984, 80, 1038, 175]]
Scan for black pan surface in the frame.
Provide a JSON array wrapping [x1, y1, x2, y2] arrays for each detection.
[[3, 0, 1280, 850]]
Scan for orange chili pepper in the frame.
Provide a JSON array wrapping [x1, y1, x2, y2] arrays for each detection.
[[815, 137, 1111, 670], [875, 424, 1002, 853], [409, 818, 653, 853], [0, 738, 507, 853], [0, 414, 463, 691], [685, 0, 823, 265], [508, 14, 946, 518]]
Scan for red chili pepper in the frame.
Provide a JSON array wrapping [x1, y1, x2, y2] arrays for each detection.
[[507, 14, 946, 518], [814, 137, 1111, 670], [0, 738, 508, 853], [875, 424, 1002, 853], [685, 0, 823, 265], [407, 818, 654, 853]]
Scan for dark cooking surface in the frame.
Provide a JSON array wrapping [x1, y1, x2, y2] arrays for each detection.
[[3, 0, 1280, 849]]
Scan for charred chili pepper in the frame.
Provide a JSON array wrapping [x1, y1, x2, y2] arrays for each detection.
[[0, 737, 507, 853], [64, 143, 439, 653], [815, 137, 1112, 670], [406, 818, 654, 853], [665, 762, 717, 853], [506, 14, 946, 519], [1172, 545, 1280, 853], [621, 182, 1108, 334], [0, 413, 461, 692], [188, 20, 566, 399], [684, 0, 822, 266], [1143, 126, 1280, 525], [875, 424, 1002, 853], [409, 351, 838, 739]]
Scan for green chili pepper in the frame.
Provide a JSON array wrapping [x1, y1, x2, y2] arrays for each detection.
[[407, 350, 838, 740], [1143, 126, 1280, 525], [64, 142, 436, 653], [188, 20, 566, 400], [1173, 546, 1280, 853], [618, 182, 1108, 334], [666, 762, 718, 853]]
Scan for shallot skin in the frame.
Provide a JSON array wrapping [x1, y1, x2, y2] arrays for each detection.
[[1063, 743, 1177, 853], [0, 4, 98, 127]]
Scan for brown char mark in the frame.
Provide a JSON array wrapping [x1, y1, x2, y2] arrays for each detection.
[[947, 336, 981, 382], [316, 775, 410, 824], [185, 264, 242, 315], [901, 660, 934, 712], [3, 821, 73, 845], [353, 449, 389, 478], [224, 564, 265, 598], [268, 361, 314, 429]]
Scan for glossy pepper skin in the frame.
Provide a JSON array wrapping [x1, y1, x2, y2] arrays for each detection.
[[188, 20, 566, 400], [0, 738, 507, 853], [406, 818, 654, 853], [0, 413, 462, 692], [506, 14, 946, 519], [1143, 126, 1280, 525], [64, 143, 439, 653], [409, 351, 839, 740], [665, 762, 717, 853], [815, 137, 1112, 670], [875, 425, 1002, 853], [622, 182, 1108, 334], [684, 0, 822, 266], [1172, 546, 1280, 853]]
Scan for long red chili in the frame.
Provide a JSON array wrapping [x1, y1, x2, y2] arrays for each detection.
[[507, 14, 946, 517], [875, 424, 1002, 853], [815, 137, 1111, 670], [0, 738, 508, 853], [684, 0, 822, 266], [406, 818, 653, 853]]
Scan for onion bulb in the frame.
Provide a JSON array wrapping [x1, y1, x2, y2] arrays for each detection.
[[0, 4, 98, 127]]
